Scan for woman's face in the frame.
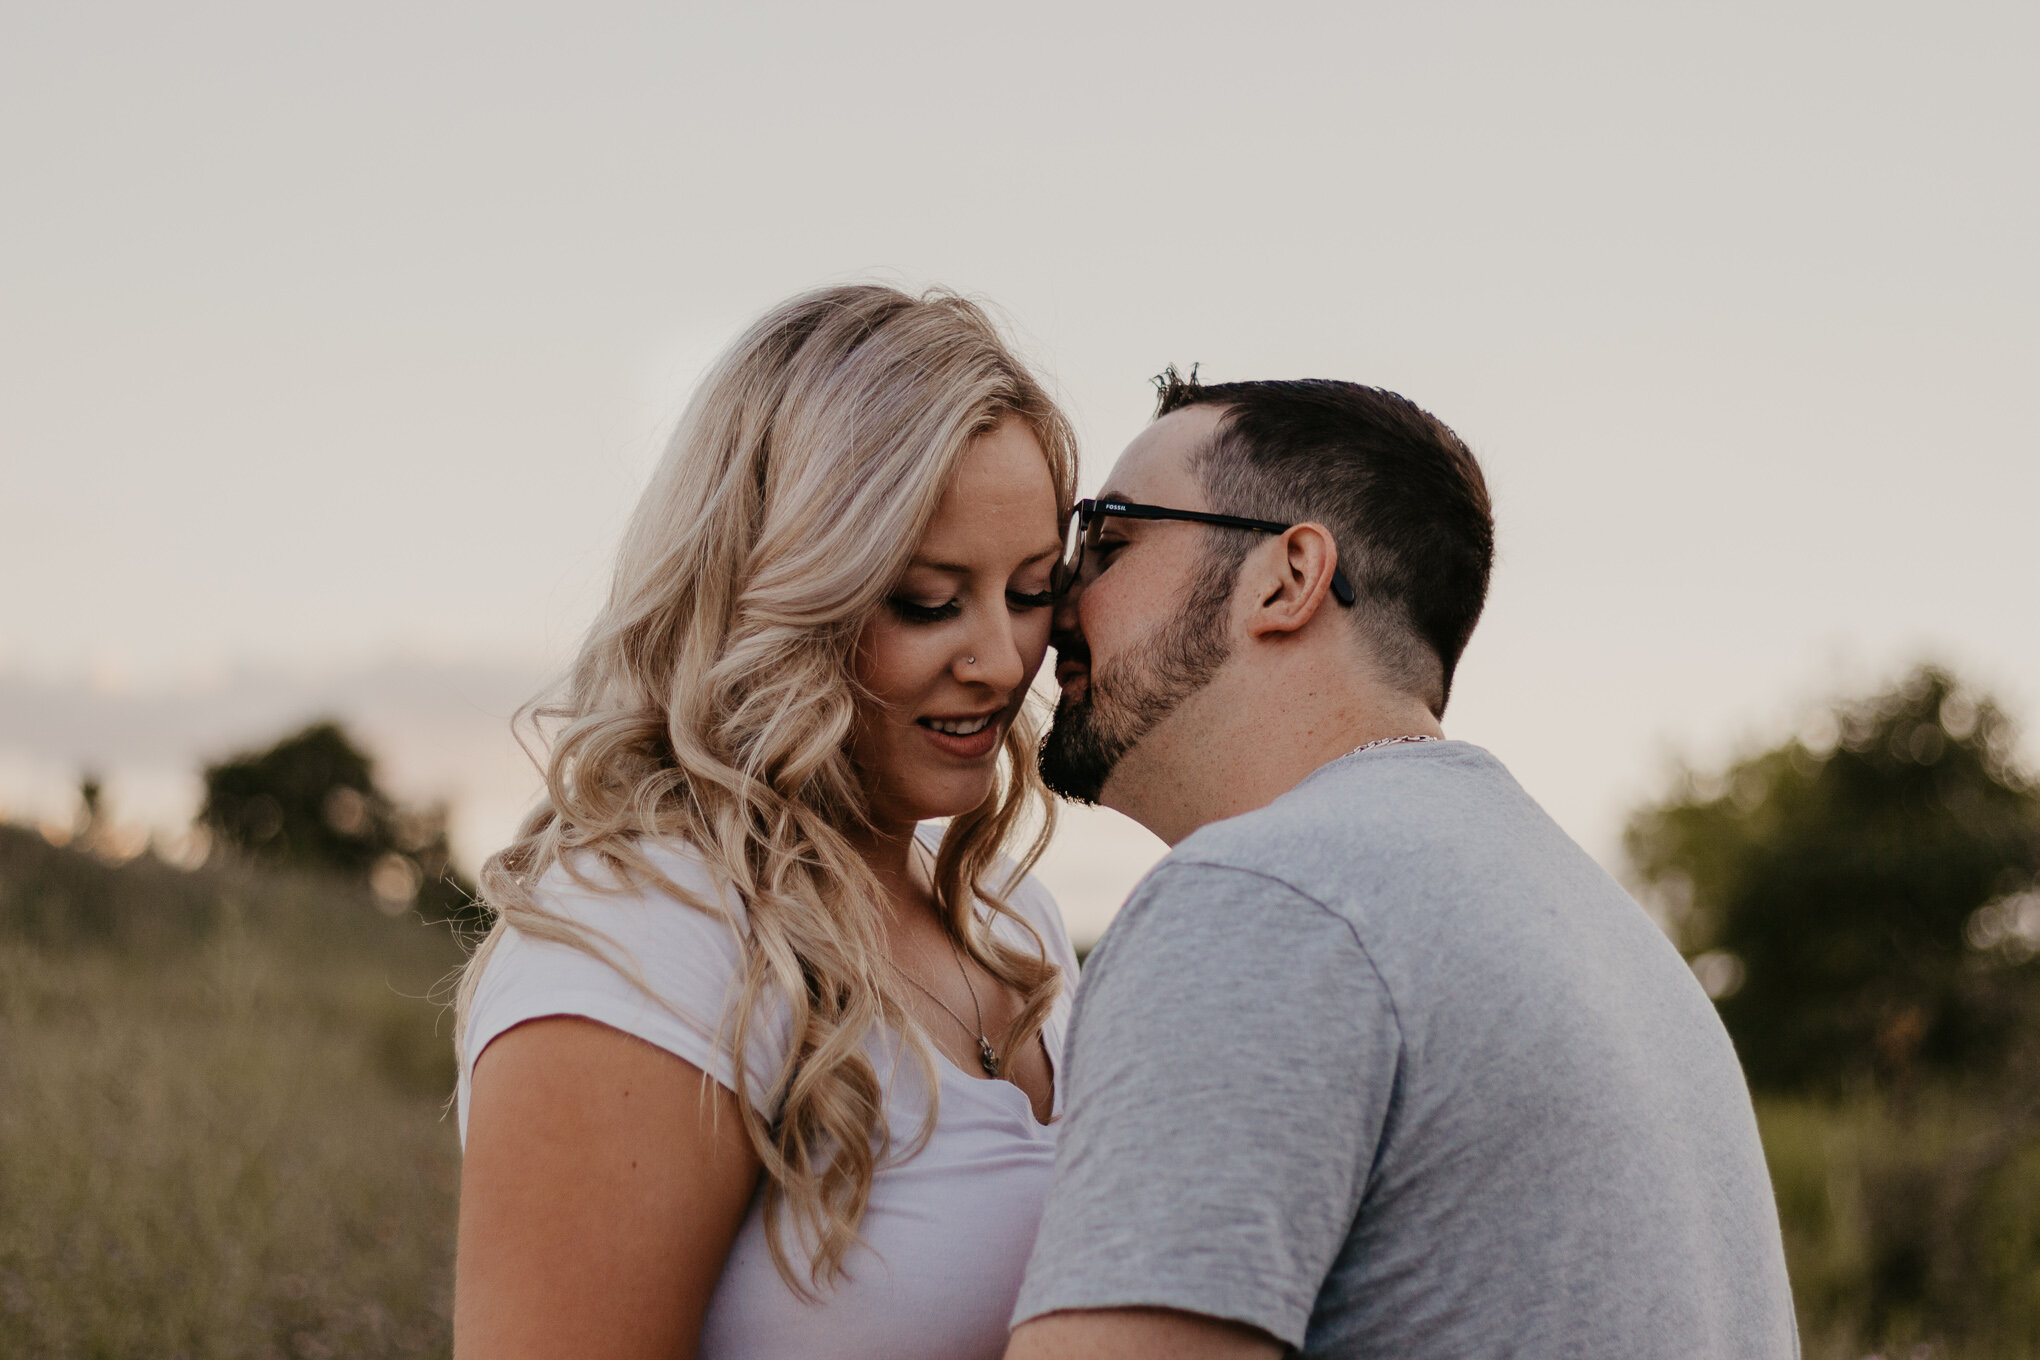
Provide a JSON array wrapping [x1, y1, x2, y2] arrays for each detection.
[[851, 415, 1063, 834]]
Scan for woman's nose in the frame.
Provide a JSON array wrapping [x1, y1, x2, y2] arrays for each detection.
[[957, 612, 1027, 691]]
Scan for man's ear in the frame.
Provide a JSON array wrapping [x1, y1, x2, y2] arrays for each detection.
[[1242, 522, 1340, 640]]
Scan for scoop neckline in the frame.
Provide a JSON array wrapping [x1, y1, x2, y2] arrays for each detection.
[[926, 1024, 1061, 1129], [906, 822, 1062, 1127]]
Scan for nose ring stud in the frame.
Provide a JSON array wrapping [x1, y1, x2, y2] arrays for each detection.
[[965, 656, 976, 666]]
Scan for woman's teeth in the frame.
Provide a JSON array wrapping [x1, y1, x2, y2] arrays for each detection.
[[925, 715, 993, 736]]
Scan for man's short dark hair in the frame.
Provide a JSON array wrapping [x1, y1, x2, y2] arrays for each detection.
[[1154, 366, 1494, 716]]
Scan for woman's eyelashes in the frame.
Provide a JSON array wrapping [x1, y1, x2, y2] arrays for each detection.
[[887, 596, 961, 624], [884, 588, 1055, 625]]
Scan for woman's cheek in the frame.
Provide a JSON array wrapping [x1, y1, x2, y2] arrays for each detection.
[[848, 616, 892, 701], [860, 618, 931, 714], [1019, 612, 1053, 679]]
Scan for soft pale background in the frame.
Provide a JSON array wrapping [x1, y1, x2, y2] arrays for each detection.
[[3, 1, 2033, 943]]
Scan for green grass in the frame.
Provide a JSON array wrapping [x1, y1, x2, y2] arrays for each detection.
[[1759, 1090, 2040, 1359], [0, 829, 465, 1358], [5, 825, 2040, 1355]]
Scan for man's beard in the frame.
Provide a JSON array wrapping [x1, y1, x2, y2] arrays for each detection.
[[1038, 563, 1236, 805]]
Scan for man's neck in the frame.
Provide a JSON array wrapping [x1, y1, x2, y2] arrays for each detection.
[[1101, 659, 1443, 846]]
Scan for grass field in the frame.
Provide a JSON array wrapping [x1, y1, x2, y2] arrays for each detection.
[[3, 822, 2038, 1357], [0, 827, 464, 1358], [1761, 1091, 2040, 1358]]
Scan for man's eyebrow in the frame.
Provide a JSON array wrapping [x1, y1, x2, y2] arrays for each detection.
[[1089, 493, 1143, 533], [1092, 490, 1148, 525]]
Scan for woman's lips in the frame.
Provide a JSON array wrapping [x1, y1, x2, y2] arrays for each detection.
[[918, 714, 1004, 759]]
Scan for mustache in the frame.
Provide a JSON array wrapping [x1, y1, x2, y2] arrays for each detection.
[[1050, 628, 1090, 669]]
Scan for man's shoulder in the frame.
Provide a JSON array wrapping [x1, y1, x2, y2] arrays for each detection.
[[1090, 834, 1371, 988], [1166, 740, 1530, 882]]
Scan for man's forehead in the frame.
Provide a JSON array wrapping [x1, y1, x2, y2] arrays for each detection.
[[1101, 404, 1225, 505]]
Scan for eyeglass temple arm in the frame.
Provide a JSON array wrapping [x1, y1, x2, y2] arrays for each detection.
[[1090, 501, 1357, 607], [1094, 500, 1287, 534]]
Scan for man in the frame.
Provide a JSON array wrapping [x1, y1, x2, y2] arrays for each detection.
[[1005, 372, 1797, 1359]]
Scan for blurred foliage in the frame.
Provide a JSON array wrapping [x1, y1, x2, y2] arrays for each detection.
[[1628, 663, 2040, 1354], [0, 820, 463, 1357], [1627, 664, 2040, 1092], [1761, 1083, 2040, 1358], [200, 720, 479, 926], [1, 821, 227, 950], [200, 721, 381, 875]]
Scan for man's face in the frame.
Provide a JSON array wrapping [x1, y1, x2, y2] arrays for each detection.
[[1039, 405, 1238, 804]]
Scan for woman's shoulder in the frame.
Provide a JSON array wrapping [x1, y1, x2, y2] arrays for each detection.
[[496, 836, 759, 996], [461, 836, 786, 1134], [1000, 865, 1075, 965], [530, 835, 743, 922]]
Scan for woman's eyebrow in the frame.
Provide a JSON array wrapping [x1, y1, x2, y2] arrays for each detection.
[[909, 544, 1061, 574]]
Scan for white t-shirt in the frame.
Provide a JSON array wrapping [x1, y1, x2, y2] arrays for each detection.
[[457, 826, 1081, 1360]]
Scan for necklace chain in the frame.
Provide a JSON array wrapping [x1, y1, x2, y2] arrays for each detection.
[[896, 928, 1000, 1078], [1342, 733, 1441, 760]]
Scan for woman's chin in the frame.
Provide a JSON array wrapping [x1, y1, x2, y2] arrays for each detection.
[[891, 768, 1003, 827]]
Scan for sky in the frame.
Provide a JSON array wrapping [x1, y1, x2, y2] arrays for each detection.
[[3, 1, 2035, 942]]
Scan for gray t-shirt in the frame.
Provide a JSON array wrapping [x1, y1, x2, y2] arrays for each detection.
[[1014, 741, 1797, 1358]]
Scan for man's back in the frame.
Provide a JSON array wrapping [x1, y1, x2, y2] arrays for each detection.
[[1014, 741, 1797, 1357]]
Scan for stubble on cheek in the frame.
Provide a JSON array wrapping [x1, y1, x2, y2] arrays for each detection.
[[1037, 571, 1235, 804], [1038, 687, 1116, 805]]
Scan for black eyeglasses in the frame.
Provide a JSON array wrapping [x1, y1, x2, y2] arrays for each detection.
[[1055, 497, 1356, 606]]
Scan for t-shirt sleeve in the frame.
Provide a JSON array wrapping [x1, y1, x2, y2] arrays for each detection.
[[1011, 861, 1401, 1349], [456, 847, 793, 1145]]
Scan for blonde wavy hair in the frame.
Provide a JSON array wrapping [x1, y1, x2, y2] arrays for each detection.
[[455, 284, 1079, 1294]]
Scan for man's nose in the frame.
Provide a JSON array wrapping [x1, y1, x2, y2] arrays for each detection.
[[1050, 575, 1085, 640]]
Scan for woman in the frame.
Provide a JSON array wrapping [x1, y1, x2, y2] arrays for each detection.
[[452, 284, 1083, 1360]]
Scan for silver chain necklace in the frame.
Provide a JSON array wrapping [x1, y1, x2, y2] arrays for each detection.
[[896, 930, 1000, 1077], [1342, 733, 1441, 760]]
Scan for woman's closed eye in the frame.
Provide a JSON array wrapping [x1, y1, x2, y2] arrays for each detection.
[[887, 596, 961, 624], [888, 588, 1054, 624]]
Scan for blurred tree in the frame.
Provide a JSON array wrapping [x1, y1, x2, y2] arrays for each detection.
[[199, 721, 478, 924], [76, 774, 104, 834], [1626, 665, 2040, 1093]]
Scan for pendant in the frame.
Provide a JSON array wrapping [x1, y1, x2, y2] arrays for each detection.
[[978, 1037, 1000, 1078]]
